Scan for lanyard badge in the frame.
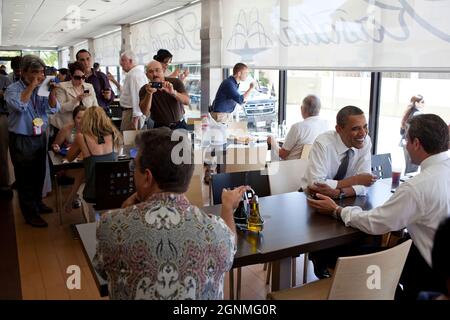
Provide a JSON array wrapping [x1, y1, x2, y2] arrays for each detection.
[[32, 117, 44, 136]]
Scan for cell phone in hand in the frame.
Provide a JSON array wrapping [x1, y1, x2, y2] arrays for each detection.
[[150, 82, 163, 89], [83, 89, 89, 94]]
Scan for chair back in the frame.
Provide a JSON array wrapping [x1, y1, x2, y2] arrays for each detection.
[[267, 159, 308, 195], [371, 153, 392, 179], [123, 130, 141, 146], [94, 160, 135, 210], [328, 239, 412, 300], [210, 170, 271, 205], [300, 144, 313, 160]]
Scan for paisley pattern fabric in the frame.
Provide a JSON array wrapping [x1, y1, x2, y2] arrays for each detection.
[[93, 192, 236, 300]]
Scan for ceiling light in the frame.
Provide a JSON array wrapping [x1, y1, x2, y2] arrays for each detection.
[[12, 18, 21, 22], [14, 12, 24, 14], [102, 0, 112, 2], [88, 9, 96, 11]]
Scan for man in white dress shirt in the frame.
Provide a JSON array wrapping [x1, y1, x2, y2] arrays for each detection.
[[269, 94, 328, 160], [302, 106, 377, 279], [301, 105, 376, 198], [309, 114, 450, 299], [119, 51, 148, 130]]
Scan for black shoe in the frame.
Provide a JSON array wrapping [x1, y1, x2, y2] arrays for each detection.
[[38, 203, 53, 214], [0, 188, 13, 200], [26, 216, 48, 228], [311, 259, 331, 279]]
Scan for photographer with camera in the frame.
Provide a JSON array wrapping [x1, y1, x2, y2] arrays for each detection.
[[139, 60, 190, 130], [49, 61, 97, 130]]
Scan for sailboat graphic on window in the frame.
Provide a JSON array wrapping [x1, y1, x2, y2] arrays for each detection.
[[226, 9, 272, 62]]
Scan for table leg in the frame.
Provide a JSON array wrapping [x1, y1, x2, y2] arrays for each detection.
[[270, 257, 292, 292]]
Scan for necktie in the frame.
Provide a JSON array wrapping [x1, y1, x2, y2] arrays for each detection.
[[334, 149, 352, 180]]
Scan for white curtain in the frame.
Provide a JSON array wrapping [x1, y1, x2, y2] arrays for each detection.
[[94, 31, 121, 66], [222, 0, 450, 71], [60, 48, 70, 68], [130, 3, 201, 65]]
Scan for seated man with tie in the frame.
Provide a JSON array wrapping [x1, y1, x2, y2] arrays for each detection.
[[300, 105, 377, 278]]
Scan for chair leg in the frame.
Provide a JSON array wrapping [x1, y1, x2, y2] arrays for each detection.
[[229, 269, 234, 300], [263, 263, 268, 271], [385, 233, 392, 247], [291, 257, 296, 287], [303, 253, 309, 284], [266, 263, 272, 285], [56, 179, 63, 226], [236, 267, 242, 300]]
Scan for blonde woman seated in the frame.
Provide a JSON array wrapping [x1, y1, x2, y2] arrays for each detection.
[[50, 61, 98, 130], [52, 105, 86, 213], [66, 106, 122, 204]]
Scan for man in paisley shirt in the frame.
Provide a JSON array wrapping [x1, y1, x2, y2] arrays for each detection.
[[93, 127, 247, 299]]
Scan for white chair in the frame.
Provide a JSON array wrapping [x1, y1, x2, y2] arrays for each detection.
[[268, 239, 412, 300], [267, 159, 308, 195], [266, 158, 309, 286]]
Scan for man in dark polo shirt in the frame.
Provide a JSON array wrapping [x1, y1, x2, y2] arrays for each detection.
[[76, 49, 114, 114], [139, 60, 190, 130]]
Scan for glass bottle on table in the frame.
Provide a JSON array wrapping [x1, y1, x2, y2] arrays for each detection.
[[247, 195, 264, 232]]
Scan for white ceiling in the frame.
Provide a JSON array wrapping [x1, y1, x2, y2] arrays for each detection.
[[1, 0, 195, 49]]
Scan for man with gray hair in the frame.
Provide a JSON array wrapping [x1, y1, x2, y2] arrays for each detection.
[[5, 55, 60, 227], [119, 50, 148, 130], [269, 94, 329, 160]]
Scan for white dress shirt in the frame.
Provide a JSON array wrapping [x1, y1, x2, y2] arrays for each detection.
[[300, 130, 372, 195], [282, 116, 329, 160], [341, 152, 450, 267], [119, 66, 148, 117]]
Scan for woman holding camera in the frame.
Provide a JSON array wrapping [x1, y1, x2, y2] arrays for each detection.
[[50, 61, 98, 130]]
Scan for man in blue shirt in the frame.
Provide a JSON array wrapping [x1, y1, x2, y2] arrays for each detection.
[[5, 55, 60, 228], [211, 63, 254, 124]]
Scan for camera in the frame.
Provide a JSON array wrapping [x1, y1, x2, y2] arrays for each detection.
[[150, 82, 163, 89], [83, 89, 89, 94]]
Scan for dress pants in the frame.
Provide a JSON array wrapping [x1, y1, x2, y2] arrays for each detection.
[[9, 132, 47, 221], [0, 114, 10, 188]]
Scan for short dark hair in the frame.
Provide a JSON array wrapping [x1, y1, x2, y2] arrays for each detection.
[[233, 63, 248, 75], [302, 95, 321, 116], [135, 127, 194, 193], [75, 49, 90, 60], [21, 55, 45, 72], [336, 105, 364, 127], [432, 217, 450, 291], [153, 49, 173, 63], [58, 68, 69, 75], [407, 114, 449, 154], [72, 105, 87, 120], [68, 61, 85, 76], [11, 56, 22, 70]]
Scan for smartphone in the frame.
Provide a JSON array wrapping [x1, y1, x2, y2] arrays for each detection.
[[83, 89, 89, 94], [150, 82, 163, 89]]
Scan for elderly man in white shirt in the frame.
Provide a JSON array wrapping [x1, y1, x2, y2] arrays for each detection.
[[119, 51, 148, 130], [269, 94, 329, 160], [309, 114, 450, 299]]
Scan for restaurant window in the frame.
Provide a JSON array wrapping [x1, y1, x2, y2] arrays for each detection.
[[377, 72, 450, 166], [286, 71, 371, 132], [172, 63, 201, 120]]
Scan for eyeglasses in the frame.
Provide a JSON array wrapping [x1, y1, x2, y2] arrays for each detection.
[[73, 75, 86, 80]]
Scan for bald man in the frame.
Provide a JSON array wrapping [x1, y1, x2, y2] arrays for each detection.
[[139, 60, 190, 130]]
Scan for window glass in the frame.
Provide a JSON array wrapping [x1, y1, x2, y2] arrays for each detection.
[[286, 71, 371, 131]]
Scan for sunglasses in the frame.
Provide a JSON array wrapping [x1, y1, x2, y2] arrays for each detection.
[[73, 75, 86, 80]]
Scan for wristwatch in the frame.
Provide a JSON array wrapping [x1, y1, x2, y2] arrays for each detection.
[[332, 206, 342, 220]]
